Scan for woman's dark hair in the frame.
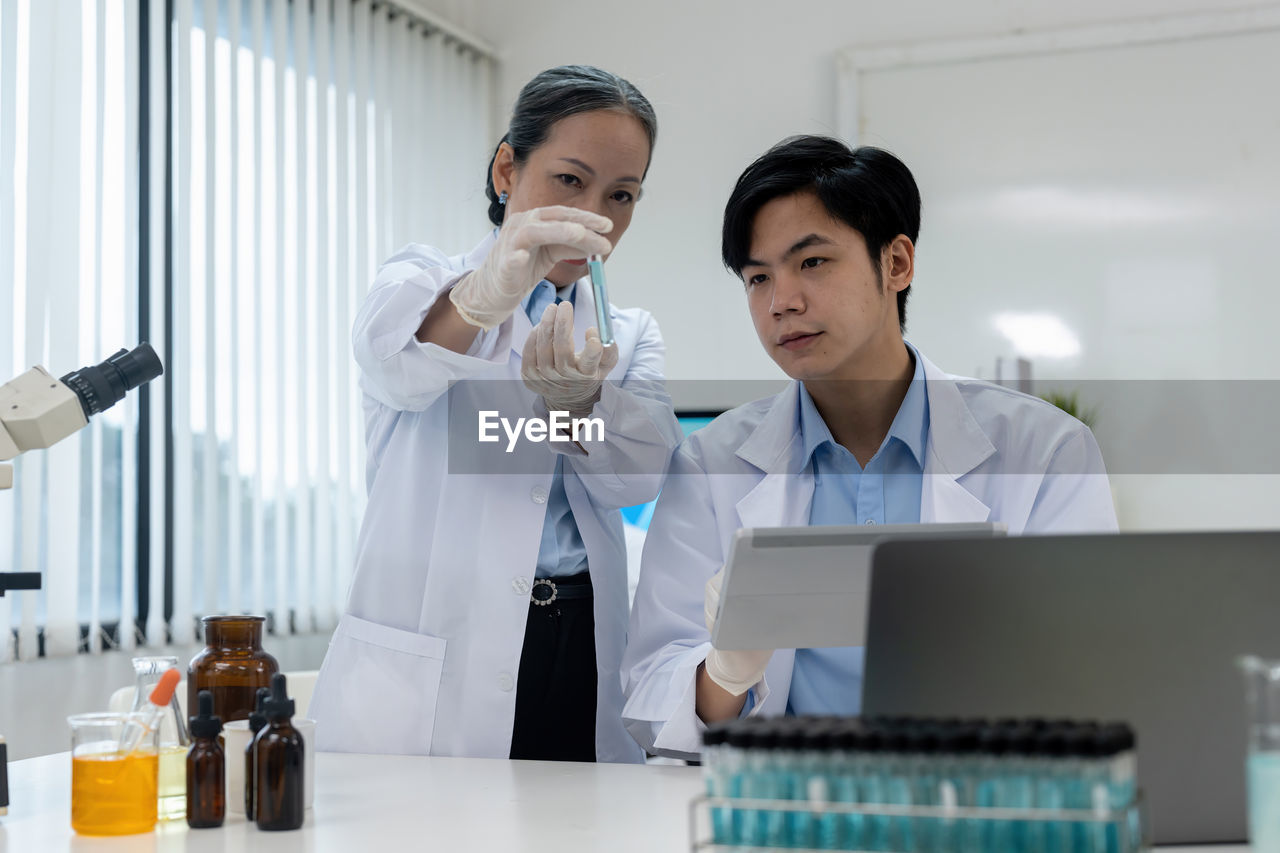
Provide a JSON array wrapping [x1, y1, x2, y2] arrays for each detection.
[[484, 65, 658, 226], [721, 136, 921, 332]]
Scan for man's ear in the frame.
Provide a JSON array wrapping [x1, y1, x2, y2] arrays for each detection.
[[492, 142, 516, 196], [883, 234, 915, 294]]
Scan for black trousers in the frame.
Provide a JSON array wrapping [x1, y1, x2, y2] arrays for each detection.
[[509, 571, 598, 762]]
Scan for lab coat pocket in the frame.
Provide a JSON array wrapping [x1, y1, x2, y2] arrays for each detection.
[[313, 613, 448, 755]]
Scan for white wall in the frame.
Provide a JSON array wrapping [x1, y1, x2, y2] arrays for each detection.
[[408, 0, 1280, 529], [414, 0, 1258, 382]]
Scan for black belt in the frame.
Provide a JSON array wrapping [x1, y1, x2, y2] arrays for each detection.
[[530, 573, 592, 606]]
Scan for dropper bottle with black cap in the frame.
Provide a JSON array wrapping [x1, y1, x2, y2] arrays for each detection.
[[185, 689, 224, 828], [245, 686, 270, 820], [254, 673, 305, 831]]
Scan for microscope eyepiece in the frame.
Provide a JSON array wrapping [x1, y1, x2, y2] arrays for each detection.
[[59, 342, 164, 418]]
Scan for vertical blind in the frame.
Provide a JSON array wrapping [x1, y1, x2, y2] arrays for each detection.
[[0, 0, 495, 661], [1, 0, 140, 660]]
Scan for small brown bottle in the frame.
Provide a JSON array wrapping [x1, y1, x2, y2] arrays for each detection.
[[254, 672, 304, 831], [186, 690, 225, 828], [245, 687, 270, 820]]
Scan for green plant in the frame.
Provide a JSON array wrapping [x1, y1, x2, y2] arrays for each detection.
[[1040, 390, 1099, 429]]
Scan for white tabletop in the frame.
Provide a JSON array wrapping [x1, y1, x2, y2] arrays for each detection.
[[1, 751, 1253, 852], [2, 751, 704, 851]]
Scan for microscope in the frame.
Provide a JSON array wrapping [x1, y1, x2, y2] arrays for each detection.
[[0, 342, 163, 814]]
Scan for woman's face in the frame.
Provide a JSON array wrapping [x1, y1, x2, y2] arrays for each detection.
[[493, 109, 651, 286]]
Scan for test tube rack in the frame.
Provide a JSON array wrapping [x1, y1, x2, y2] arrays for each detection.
[[688, 791, 1148, 852]]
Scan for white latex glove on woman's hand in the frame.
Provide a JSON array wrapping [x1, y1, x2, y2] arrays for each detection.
[[521, 301, 619, 415], [702, 565, 774, 697], [449, 205, 613, 330]]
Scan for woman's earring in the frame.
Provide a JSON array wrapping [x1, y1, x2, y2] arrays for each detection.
[[498, 191, 508, 205]]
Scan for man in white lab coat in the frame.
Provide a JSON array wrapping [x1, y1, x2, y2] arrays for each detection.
[[620, 136, 1117, 759]]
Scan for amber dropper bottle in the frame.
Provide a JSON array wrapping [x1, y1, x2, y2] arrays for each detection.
[[254, 673, 304, 831], [245, 687, 269, 820], [186, 690, 224, 828]]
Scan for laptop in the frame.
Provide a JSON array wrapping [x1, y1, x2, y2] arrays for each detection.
[[862, 531, 1280, 845], [709, 523, 1005, 651]]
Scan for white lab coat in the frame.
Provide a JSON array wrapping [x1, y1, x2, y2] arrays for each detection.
[[309, 233, 681, 762], [620, 350, 1118, 759]]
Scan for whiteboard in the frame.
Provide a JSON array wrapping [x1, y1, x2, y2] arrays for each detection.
[[838, 12, 1280, 531], [839, 11, 1280, 382]]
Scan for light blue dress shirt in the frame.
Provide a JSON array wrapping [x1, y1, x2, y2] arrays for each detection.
[[785, 344, 930, 716], [524, 279, 589, 578]]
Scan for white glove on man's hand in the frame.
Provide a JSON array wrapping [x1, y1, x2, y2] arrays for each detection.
[[702, 566, 774, 697], [449, 205, 613, 330], [521, 301, 619, 415]]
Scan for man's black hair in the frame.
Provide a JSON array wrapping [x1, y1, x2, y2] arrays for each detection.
[[722, 136, 921, 331]]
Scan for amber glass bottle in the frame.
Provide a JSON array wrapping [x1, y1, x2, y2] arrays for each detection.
[[245, 687, 269, 820], [187, 616, 278, 724], [255, 673, 304, 831], [186, 690, 225, 828]]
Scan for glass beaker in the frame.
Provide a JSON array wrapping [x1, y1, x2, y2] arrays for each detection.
[[68, 712, 160, 835], [1240, 655, 1280, 851], [130, 655, 189, 820]]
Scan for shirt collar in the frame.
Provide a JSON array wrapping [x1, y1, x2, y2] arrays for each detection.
[[797, 341, 929, 467], [518, 279, 578, 312]]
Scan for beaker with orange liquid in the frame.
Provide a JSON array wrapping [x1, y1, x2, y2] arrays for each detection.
[[67, 712, 159, 835]]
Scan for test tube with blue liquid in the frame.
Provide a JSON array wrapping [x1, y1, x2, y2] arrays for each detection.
[[750, 724, 788, 848], [882, 725, 917, 852], [1059, 725, 1096, 853], [800, 723, 836, 850], [976, 725, 1012, 853], [1100, 724, 1138, 853], [908, 724, 942, 852], [702, 724, 733, 845], [725, 726, 754, 845], [1242, 656, 1280, 853], [956, 724, 987, 853], [586, 254, 614, 347], [938, 724, 983, 853], [773, 720, 811, 848]]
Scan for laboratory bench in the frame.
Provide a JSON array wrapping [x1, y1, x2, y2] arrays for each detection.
[[0, 750, 1253, 851]]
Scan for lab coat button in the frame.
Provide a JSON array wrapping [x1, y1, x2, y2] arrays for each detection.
[[512, 577, 530, 595], [497, 672, 515, 692], [530, 486, 549, 505], [864, 518, 876, 525]]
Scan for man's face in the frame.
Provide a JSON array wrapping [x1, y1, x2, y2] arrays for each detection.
[[740, 191, 909, 382]]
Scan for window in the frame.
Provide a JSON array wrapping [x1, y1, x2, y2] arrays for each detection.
[[0, 0, 495, 660]]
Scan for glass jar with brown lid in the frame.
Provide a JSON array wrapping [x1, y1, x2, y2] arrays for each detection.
[[187, 616, 279, 724]]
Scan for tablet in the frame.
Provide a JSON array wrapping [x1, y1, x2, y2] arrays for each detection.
[[709, 523, 1006, 651]]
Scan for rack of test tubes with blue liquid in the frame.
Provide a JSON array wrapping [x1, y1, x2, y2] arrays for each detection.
[[691, 715, 1145, 852]]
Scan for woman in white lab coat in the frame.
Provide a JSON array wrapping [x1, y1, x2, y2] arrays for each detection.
[[309, 66, 681, 763]]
